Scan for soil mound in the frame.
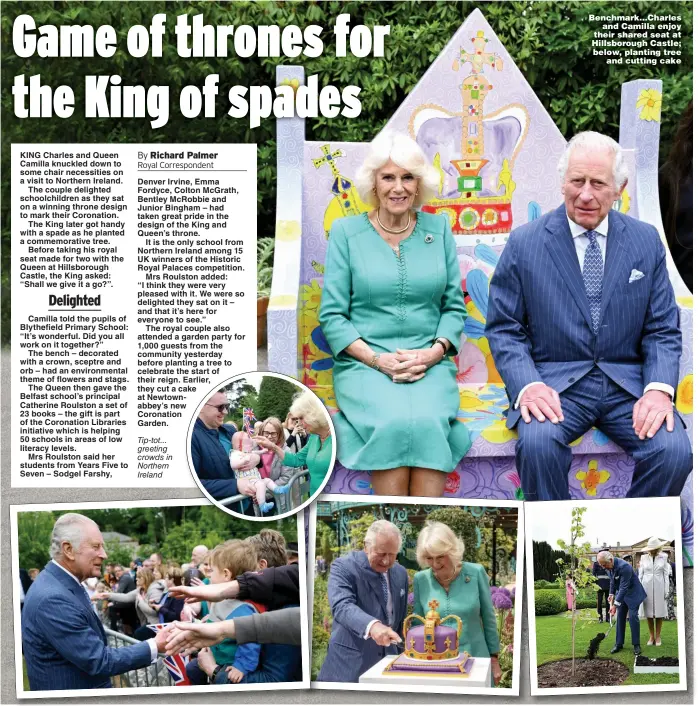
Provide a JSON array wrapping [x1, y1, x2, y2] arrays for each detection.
[[537, 658, 629, 688]]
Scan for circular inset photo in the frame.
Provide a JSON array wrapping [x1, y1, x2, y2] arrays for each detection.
[[187, 371, 336, 520]]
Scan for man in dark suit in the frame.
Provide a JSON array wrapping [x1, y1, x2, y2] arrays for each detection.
[[592, 551, 611, 623], [318, 520, 409, 683], [486, 131, 691, 501], [597, 550, 647, 655], [108, 564, 138, 635], [22, 513, 170, 691]]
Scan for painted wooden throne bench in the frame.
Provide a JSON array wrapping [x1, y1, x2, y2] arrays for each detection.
[[267, 9, 693, 562]]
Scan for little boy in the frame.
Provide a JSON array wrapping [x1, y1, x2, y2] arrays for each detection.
[[185, 540, 266, 685]]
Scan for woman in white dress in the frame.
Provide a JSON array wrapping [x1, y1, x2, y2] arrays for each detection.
[[638, 537, 672, 646]]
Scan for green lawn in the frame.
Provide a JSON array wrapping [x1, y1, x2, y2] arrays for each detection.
[[535, 609, 680, 686]]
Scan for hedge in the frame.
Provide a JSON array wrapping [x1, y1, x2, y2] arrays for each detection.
[[534, 589, 567, 616], [1, 1, 692, 343]]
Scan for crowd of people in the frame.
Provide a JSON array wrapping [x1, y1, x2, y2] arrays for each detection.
[[191, 388, 333, 514], [20, 513, 302, 690]]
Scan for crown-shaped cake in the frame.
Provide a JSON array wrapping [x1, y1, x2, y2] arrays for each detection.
[[403, 599, 463, 661]]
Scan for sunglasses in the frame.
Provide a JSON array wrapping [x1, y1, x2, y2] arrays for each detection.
[[206, 403, 229, 413]]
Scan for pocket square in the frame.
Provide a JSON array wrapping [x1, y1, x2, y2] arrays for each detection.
[[629, 269, 645, 283], [400, 588, 405, 597]]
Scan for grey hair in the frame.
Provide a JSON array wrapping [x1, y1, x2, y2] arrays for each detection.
[[364, 520, 403, 551], [50, 513, 95, 560], [557, 131, 629, 190], [597, 550, 614, 564], [355, 131, 440, 208], [289, 390, 328, 432]]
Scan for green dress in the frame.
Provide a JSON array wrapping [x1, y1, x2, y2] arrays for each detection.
[[412, 563, 500, 659], [282, 434, 333, 496], [319, 211, 470, 472]]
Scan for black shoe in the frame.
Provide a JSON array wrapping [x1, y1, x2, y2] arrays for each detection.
[[610, 645, 623, 654], [634, 645, 641, 656], [598, 617, 604, 623]]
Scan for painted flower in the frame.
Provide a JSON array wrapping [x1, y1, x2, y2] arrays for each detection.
[[636, 88, 662, 122], [676, 374, 693, 415], [506, 472, 525, 501], [455, 341, 488, 383], [445, 470, 461, 495], [280, 77, 301, 95], [301, 279, 323, 311], [575, 460, 611, 497]]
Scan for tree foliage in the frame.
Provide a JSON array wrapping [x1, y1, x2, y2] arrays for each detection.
[[533, 540, 570, 583], [425, 506, 479, 563], [16, 506, 297, 568], [256, 375, 299, 423], [1, 1, 691, 343]]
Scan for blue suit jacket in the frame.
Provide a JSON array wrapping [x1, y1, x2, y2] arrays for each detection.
[[191, 419, 239, 499], [486, 204, 681, 427], [317, 551, 408, 683], [22, 562, 152, 690], [609, 557, 647, 610]]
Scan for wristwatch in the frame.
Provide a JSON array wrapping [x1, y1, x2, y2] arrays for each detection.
[[210, 665, 224, 683]]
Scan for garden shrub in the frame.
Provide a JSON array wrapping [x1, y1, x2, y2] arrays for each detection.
[[534, 590, 567, 616]]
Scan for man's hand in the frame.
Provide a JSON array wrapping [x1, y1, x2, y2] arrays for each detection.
[[609, 604, 617, 617], [368, 622, 402, 647], [226, 665, 245, 683], [519, 383, 564, 424], [633, 390, 674, 439], [153, 624, 172, 654], [165, 621, 228, 655]]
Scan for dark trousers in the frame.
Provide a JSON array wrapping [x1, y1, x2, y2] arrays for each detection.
[[615, 601, 641, 648], [597, 586, 610, 620], [515, 369, 692, 501]]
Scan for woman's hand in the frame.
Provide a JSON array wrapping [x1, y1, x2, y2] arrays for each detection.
[[375, 351, 426, 383], [397, 347, 444, 370], [491, 656, 502, 686], [253, 436, 278, 452]]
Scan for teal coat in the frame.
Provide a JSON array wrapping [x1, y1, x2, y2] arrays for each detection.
[[318, 211, 470, 472], [412, 563, 500, 659]]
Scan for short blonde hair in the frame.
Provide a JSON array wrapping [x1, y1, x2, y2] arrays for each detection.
[[248, 529, 288, 568], [209, 540, 259, 577], [289, 391, 328, 432], [415, 522, 464, 568], [355, 131, 440, 208]]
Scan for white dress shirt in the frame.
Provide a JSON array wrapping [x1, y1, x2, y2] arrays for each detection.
[[52, 560, 158, 662], [515, 215, 674, 407]]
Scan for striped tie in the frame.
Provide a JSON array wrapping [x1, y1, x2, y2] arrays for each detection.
[[583, 230, 604, 333], [381, 572, 390, 618]]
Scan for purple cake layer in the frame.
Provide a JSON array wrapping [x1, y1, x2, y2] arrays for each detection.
[[405, 624, 458, 654], [385, 653, 474, 675]]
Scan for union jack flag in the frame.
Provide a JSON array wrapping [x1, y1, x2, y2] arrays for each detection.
[[149, 623, 191, 686], [243, 407, 257, 436]]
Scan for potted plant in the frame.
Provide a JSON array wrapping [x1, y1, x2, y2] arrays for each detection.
[[257, 237, 274, 348]]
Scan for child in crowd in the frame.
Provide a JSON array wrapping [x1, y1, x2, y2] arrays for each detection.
[[185, 540, 266, 685], [230, 431, 277, 514], [153, 567, 186, 623]]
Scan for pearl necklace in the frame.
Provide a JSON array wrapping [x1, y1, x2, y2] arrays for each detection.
[[376, 210, 412, 234]]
